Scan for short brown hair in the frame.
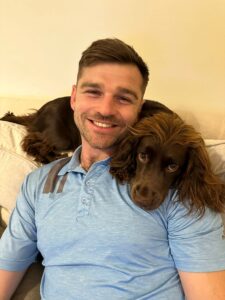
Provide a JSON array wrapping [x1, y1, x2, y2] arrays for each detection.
[[77, 38, 149, 94]]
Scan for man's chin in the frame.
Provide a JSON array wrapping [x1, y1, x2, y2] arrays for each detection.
[[81, 130, 127, 151], [84, 136, 121, 151], [88, 141, 117, 151]]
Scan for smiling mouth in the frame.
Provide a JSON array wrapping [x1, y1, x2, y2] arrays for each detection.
[[91, 120, 117, 128]]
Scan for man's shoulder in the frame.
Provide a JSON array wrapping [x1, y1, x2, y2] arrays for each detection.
[[26, 156, 72, 190]]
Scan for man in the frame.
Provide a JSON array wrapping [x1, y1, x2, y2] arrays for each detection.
[[0, 38, 225, 299]]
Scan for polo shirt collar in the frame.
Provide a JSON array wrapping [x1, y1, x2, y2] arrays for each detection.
[[58, 146, 111, 176]]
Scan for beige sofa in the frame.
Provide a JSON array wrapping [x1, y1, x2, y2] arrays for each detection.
[[0, 96, 225, 299]]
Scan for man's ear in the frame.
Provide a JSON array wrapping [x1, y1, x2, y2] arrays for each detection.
[[70, 85, 77, 111]]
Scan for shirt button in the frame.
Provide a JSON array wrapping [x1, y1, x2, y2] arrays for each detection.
[[82, 198, 90, 206]]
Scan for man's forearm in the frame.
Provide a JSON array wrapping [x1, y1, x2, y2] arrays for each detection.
[[179, 270, 225, 300], [0, 269, 27, 300]]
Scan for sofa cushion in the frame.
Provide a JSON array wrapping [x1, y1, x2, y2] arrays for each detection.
[[0, 121, 40, 223], [205, 140, 225, 181]]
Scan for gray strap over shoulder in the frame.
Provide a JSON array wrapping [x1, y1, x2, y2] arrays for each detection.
[[43, 157, 71, 194]]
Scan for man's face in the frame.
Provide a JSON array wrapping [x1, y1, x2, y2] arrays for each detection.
[[70, 63, 144, 152]]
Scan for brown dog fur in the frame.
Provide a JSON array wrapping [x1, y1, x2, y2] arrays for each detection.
[[110, 112, 225, 216]]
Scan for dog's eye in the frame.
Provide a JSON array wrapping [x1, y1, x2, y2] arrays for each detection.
[[166, 163, 179, 173], [138, 152, 149, 163]]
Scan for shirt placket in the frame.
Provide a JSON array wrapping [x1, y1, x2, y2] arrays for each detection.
[[76, 176, 98, 221], [76, 164, 108, 221]]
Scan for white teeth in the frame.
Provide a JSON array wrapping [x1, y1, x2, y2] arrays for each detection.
[[93, 121, 113, 128]]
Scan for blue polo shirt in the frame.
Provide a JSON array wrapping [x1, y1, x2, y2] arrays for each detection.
[[0, 147, 225, 299]]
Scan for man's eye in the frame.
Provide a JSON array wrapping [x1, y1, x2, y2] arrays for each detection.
[[117, 96, 132, 103], [137, 152, 149, 163], [85, 90, 101, 96]]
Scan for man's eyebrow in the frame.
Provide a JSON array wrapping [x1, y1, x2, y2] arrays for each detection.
[[117, 87, 138, 100], [80, 82, 101, 89]]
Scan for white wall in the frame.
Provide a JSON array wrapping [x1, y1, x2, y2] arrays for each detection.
[[0, 0, 224, 115]]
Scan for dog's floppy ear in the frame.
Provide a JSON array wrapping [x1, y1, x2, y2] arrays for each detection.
[[140, 100, 173, 118], [110, 133, 139, 183], [178, 139, 225, 216]]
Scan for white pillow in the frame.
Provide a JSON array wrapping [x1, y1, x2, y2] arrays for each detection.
[[0, 121, 39, 224], [205, 139, 225, 181]]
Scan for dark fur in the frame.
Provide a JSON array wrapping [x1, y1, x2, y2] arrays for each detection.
[[110, 112, 225, 216], [0, 97, 80, 163], [0, 96, 171, 164]]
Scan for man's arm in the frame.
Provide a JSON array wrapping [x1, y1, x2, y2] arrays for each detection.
[[179, 270, 225, 300], [0, 269, 27, 300]]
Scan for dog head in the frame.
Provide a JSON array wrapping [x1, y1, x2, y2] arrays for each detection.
[[110, 112, 225, 215]]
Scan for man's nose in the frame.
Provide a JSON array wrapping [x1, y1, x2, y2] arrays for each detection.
[[99, 96, 116, 116]]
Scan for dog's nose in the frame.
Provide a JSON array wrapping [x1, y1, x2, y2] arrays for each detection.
[[136, 184, 161, 199], [132, 184, 163, 210], [135, 184, 151, 198]]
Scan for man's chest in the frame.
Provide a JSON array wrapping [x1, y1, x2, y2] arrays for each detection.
[[35, 182, 171, 269]]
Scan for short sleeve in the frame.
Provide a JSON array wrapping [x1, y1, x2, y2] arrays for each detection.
[[0, 173, 39, 271], [167, 193, 225, 272]]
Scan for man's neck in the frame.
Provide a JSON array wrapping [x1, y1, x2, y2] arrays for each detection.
[[80, 145, 113, 171]]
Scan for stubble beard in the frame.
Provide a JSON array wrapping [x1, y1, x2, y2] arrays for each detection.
[[75, 112, 128, 151]]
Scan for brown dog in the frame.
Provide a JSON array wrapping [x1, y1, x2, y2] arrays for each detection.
[[110, 112, 225, 216]]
